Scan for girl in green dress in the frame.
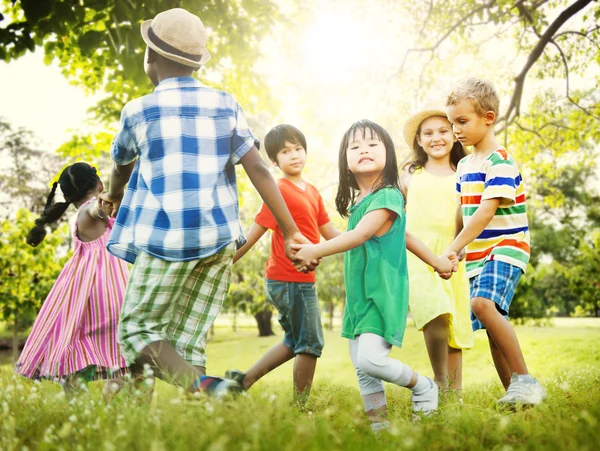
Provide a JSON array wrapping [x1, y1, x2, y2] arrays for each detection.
[[293, 120, 456, 430]]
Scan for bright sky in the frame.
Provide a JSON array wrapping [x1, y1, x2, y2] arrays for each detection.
[[0, 52, 102, 151]]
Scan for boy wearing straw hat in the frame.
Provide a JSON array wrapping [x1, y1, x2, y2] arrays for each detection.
[[99, 8, 313, 397]]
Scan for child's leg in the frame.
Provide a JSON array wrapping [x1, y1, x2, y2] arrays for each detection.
[[293, 353, 317, 401], [447, 347, 463, 391], [349, 338, 388, 431], [486, 330, 512, 389], [355, 333, 438, 414], [471, 297, 528, 376], [120, 246, 239, 395], [241, 342, 295, 390], [422, 314, 450, 388]]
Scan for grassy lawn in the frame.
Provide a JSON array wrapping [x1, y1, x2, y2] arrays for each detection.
[[1, 318, 599, 450]]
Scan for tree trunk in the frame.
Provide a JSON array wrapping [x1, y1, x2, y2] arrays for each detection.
[[254, 306, 274, 337], [210, 323, 215, 338], [12, 311, 19, 363], [328, 303, 334, 331], [232, 310, 237, 332]]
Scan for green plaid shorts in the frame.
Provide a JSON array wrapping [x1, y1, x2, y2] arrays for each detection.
[[118, 243, 235, 367]]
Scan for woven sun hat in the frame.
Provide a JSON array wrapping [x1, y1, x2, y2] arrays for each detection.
[[403, 102, 449, 149], [141, 8, 211, 69]]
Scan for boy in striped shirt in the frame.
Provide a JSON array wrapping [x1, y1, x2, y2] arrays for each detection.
[[444, 78, 545, 406]]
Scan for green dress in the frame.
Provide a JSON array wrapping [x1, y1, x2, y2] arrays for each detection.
[[341, 187, 409, 347]]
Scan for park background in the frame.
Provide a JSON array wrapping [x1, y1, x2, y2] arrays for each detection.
[[0, 0, 599, 449]]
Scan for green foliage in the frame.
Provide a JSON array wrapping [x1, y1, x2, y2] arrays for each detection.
[[0, 209, 70, 332], [0, 0, 279, 122]]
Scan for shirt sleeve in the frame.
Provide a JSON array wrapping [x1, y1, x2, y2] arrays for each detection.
[[482, 158, 519, 207], [364, 187, 405, 218], [111, 106, 138, 165], [316, 191, 331, 227], [255, 202, 277, 230], [230, 100, 260, 165]]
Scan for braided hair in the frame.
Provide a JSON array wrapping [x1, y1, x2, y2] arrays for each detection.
[[27, 162, 100, 247]]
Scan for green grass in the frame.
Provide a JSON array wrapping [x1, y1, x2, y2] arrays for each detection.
[[1, 319, 600, 450]]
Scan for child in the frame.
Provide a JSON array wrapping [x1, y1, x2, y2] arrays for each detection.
[[293, 120, 456, 430], [444, 77, 546, 405], [98, 8, 311, 397], [225, 124, 339, 402], [400, 104, 474, 391], [16, 162, 128, 396]]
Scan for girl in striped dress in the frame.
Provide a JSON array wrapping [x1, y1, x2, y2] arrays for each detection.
[[16, 162, 128, 396]]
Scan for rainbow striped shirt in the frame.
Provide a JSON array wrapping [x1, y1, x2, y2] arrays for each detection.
[[456, 148, 530, 278]]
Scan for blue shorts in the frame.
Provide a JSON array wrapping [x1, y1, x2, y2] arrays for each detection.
[[469, 260, 523, 331], [265, 279, 324, 357]]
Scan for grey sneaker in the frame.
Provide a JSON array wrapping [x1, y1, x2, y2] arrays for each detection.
[[497, 373, 546, 406], [411, 377, 439, 415], [224, 369, 246, 388]]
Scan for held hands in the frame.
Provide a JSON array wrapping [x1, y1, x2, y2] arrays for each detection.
[[284, 232, 321, 273], [436, 251, 459, 280], [290, 243, 321, 273], [98, 192, 124, 218]]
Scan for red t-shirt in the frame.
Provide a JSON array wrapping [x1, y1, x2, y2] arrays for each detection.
[[255, 178, 330, 282]]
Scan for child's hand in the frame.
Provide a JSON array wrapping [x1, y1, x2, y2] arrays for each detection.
[[286, 233, 320, 272], [457, 247, 466, 262], [292, 244, 321, 273], [99, 192, 124, 218], [435, 252, 458, 275]]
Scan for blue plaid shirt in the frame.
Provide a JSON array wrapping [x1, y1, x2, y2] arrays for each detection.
[[107, 77, 257, 264]]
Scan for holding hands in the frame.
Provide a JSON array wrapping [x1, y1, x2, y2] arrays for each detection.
[[437, 250, 459, 280], [285, 234, 321, 273]]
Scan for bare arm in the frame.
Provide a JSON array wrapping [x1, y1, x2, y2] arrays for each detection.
[[240, 148, 298, 238], [406, 231, 454, 274], [399, 166, 412, 200], [292, 209, 394, 268], [319, 222, 342, 240], [447, 198, 500, 254], [233, 222, 268, 264], [98, 160, 137, 217]]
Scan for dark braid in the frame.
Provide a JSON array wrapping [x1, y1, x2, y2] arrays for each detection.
[[26, 163, 100, 247]]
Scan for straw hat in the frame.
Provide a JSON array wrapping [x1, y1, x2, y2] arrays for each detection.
[[403, 103, 448, 148], [141, 8, 211, 69]]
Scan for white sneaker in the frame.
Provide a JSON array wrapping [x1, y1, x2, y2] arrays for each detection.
[[497, 373, 546, 406], [411, 377, 439, 415]]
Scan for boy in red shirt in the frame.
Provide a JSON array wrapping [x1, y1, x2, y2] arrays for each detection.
[[227, 124, 339, 401]]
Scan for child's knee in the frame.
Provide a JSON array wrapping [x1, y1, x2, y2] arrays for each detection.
[[471, 296, 493, 318], [357, 353, 386, 379]]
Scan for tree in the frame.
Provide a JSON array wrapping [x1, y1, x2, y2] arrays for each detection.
[[0, 0, 279, 122], [0, 209, 70, 361], [395, 0, 599, 127], [0, 117, 63, 217]]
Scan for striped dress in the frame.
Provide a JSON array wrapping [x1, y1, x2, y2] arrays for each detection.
[[16, 205, 128, 381], [456, 148, 530, 279]]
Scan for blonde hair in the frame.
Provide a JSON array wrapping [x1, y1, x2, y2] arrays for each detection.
[[446, 77, 500, 120]]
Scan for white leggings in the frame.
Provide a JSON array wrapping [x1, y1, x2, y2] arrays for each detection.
[[348, 333, 414, 395]]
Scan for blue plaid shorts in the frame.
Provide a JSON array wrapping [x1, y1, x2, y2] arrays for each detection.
[[469, 260, 523, 331]]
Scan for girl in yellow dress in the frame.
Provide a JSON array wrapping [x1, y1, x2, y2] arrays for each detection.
[[400, 104, 474, 391]]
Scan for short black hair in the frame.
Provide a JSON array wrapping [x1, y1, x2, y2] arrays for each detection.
[[264, 124, 307, 162]]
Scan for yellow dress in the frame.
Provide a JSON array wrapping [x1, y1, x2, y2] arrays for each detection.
[[406, 168, 474, 349]]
